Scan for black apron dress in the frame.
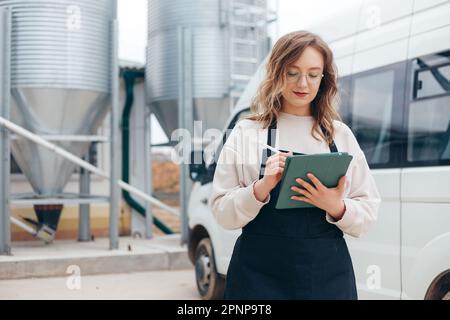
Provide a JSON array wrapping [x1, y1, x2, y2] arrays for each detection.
[[223, 120, 358, 300]]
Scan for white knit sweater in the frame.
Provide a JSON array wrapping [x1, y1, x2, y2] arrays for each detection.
[[209, 111, 381, 238]]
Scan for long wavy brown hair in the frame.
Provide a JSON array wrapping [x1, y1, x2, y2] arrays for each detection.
[[245, 31, 341, 144]]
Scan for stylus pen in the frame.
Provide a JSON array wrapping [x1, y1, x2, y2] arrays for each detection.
[[260, 143, 284, 154], [255, 139, 291, 155]]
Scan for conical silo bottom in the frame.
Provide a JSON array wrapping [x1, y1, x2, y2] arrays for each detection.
[[11, 139, 93, 195], [10, 87, 110, 195], [34, 204, 63, 232]]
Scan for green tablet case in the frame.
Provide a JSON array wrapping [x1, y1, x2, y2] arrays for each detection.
[[274, 152, 353, 210]]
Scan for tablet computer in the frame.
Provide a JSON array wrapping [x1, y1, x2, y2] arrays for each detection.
[[275, 152, 353, 210]]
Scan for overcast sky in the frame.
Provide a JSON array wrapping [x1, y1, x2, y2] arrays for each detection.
[[117, 0, 361, 144], [118, 0, 361, 63]]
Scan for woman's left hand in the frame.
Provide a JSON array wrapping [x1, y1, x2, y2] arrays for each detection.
[[291, 173, 346, 221]]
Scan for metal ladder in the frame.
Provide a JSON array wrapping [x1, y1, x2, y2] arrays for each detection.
[[225, 0, 276, 111]]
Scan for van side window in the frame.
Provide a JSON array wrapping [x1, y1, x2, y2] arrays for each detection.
[[414, 61, 450, 100], [408, 51, 450, 164], [337, 76, 352, 124], [351, 70, 396, 167]]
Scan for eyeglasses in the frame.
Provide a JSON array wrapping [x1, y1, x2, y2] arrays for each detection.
[[286, 71, 324, 85]]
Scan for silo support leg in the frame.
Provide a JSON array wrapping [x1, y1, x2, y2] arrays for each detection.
[[109, 19, 120, 250], [178, 27, 193, 245], [78, 155, 91, 242], [0, 8, 11, 256]]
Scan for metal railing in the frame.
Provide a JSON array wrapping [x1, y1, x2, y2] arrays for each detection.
[[0, 6, 179, 255], [0, 116, 180, 249]]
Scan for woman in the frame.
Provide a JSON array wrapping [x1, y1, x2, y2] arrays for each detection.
[[209, 31, 381, 300]]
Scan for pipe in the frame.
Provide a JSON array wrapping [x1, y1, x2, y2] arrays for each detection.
[[119, 180, 179, 217], [10, 216, 55, 243], [121, 70, 174, 234]]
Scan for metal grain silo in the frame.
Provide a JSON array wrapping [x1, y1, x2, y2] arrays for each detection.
[[0, 0, 116, 231], [146, 0, 269, 137]]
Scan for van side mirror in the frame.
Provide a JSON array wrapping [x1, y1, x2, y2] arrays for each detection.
[[189, 150, 206, 182]]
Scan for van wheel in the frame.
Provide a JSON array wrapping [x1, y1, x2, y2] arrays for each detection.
[[194, 238, 225, 300], [425, 270, 450, 300]]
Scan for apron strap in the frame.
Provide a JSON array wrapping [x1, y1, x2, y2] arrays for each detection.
[[258, 119, 338, 179], [320, 124, 338, 153], [258, 119, 277, 179]]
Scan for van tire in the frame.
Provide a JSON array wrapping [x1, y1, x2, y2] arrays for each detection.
[[194, 238, 225, 300], [425, 270, 450, 300]]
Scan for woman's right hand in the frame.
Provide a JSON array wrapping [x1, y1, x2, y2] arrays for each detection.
[[253, 151, 293, 202]]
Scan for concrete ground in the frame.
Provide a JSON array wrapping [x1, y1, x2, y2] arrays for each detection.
[[0, 234, 191, 280], [0, 234, 202, 299], [0, 269, 200, 300]]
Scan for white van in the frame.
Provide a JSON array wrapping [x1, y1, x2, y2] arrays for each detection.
[[187, 0, 450, 300]]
